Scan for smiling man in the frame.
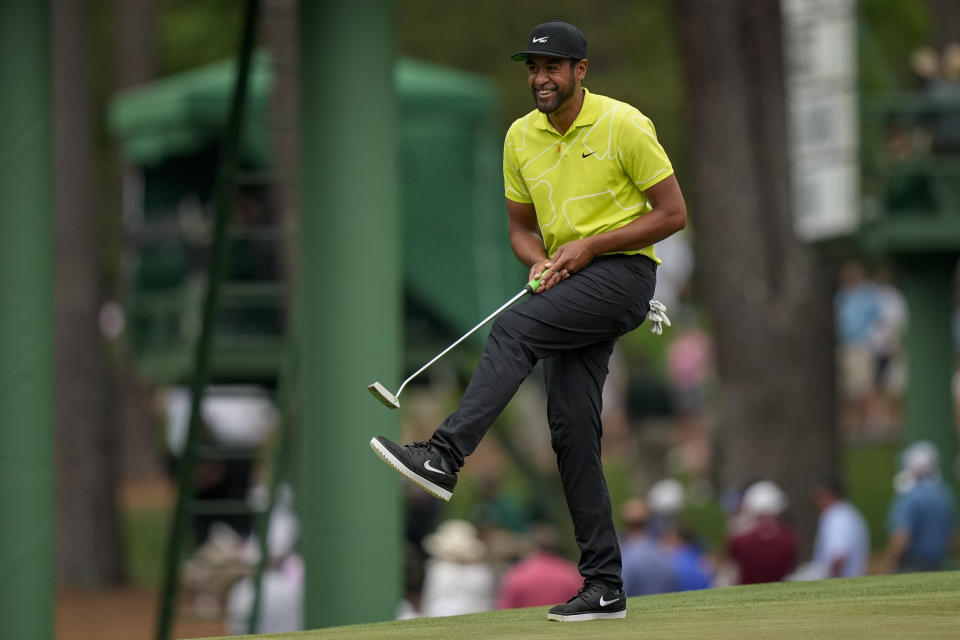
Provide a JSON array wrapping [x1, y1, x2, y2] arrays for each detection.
[[371, 20, 687, 622]]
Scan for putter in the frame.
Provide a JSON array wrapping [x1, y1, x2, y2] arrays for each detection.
[[368, 269, 551, 409]]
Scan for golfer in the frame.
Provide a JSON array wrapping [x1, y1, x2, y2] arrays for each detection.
[[372, 19, 687, 621]]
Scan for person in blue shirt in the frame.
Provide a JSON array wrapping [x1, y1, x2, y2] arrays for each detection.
[[661, 525, 712, 591], [885, 441, 957, 572], [834, 260, 882, 436], [812, 476, 870, 577], [619, 498, 677, 596]]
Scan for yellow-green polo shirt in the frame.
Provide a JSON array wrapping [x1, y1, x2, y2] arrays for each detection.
[[503, 88, 674, 262]]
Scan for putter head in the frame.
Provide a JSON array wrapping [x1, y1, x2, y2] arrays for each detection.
[[368, 381, 400, 409]]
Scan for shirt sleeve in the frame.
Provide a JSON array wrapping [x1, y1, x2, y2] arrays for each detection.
[[618, 109, 674, 192], [503, 121, 533, 204], [888, 495, 912, 534], [820, 513, 852, 560]]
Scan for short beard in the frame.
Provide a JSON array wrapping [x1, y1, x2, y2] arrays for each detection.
[[533, 81, 574, 114]]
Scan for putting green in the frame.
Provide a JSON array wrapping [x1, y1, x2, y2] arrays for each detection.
[[200, 571, 960, 639]]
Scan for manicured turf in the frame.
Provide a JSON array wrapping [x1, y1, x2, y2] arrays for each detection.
[[196, 571, 960, 639]]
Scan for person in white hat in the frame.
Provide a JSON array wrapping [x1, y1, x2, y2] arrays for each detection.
[[724, 481, 798, 585], [419, 520, 495, 617], [884, 441, 957, 572]]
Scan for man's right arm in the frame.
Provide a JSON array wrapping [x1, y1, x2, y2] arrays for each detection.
[[507, 197, 548, 269]]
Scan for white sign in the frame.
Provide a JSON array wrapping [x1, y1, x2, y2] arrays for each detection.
[[782, 0, 860, 241]]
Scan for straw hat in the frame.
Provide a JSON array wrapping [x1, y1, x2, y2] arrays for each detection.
[[423, 520, 487, 564]]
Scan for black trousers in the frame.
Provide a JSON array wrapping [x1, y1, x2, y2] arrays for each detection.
[[430, 253, 657, 587]]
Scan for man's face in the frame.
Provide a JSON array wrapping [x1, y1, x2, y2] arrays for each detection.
[[526, 55, 583, 114], [813, 487, 831, 513]]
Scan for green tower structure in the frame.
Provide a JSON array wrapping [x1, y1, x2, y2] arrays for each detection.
[[861, 93, 960, 479], [0, 1, 55, 638], [298, 0, 403, 627]]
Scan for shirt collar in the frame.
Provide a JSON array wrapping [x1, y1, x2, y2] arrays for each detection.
[[532, 87, 597, 133]]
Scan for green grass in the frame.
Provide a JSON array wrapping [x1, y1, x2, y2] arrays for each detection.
[[196, 572, 960, 640], [845, 441, 900, 549]]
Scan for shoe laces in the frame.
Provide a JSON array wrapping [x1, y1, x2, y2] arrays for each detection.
[[569, 581, 603, 603], [573, 581, 615, 603], [408, 441, 455, 473]]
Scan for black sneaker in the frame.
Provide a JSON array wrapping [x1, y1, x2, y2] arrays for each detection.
[[370, 436, 458, 501], [547, 581, 626, 622]]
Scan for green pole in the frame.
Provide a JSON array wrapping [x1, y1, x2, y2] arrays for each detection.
[[299, 0, 402, 628], [0, 2, 55, 639], [153, 1, 261, 638], [898, 253, 959, 479]]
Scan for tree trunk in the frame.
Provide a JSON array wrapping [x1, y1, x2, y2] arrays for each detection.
[[677, 0, 839, 551], [265, 0, 300, 290], [927, 0, 960, 49], [115, 0, 164, 482], [52, 0, 125, 586]]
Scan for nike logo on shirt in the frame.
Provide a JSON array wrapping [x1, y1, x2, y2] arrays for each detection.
[[582, 151, 596, 158]]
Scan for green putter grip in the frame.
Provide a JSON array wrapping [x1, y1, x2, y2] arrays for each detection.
[[524, 268, 551, 293]]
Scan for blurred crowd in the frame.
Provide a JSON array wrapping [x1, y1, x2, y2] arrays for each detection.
[[834, 260, 909, 441], [908, 42, 960, 154], [158, 437, 956, 630], [834, 258, 960, 444], [390, 439, 955, 620], [145, 229, 960, 632], [882, 43, 960, 212]]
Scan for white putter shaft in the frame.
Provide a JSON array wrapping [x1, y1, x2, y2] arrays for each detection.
[[368, 273, 548, 409]]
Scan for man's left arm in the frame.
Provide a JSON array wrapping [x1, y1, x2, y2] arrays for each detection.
[[543, 175, 687, 282]]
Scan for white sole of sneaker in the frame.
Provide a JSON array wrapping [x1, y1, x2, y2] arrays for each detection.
[[369, 438, 453, 501], [546, 610, 627, 622]]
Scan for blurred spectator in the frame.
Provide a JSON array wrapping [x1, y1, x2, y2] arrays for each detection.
[[619, 498, 677, 596], [665, 320, 714, 479], [868, 267, 908, 435], [910, 46, 940, 91], [661, 525, 712, 591], [181, 521, 251, 618], [725, 481, 798, 585], [163, 385, 278, 545], [495, 523, 582, 610], [885, 442, 958, 573], [420, 520, 496, 617], [652, 229, 695, 313], [225, 484, 303, 634], [810, 477, 870, 578], [835, 261, 882, 438], [929, 42, 960, 154], [472, 472, 530, 534], [647, 478, 685, 539]]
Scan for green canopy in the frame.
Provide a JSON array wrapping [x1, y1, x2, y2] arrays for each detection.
[[109, 54, 522, 383]]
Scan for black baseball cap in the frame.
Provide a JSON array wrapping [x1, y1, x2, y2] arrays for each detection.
[[511, 20, 587, 62]]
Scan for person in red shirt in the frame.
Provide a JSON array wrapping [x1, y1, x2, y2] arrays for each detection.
[[496, 524, 583, 609], [726, 481, 798, 584]]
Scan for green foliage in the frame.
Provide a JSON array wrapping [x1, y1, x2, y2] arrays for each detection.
[[158, 0, 245, 75], [859, 0, 931, 91], [398, 0, 688, 178]]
